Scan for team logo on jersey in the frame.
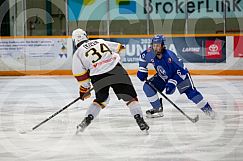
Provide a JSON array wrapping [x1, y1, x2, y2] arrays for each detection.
[[151, 59, 155, 65], [168, 58, 172, 63], [157, 66, 168, 81], [92, 57, 116, 68]]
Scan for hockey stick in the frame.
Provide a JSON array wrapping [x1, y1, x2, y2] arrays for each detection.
[[146, 80, 199, 123], [19, 88, 94, 134]]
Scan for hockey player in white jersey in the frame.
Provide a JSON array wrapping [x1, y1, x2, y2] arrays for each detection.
[[72, 28, 149, 133]]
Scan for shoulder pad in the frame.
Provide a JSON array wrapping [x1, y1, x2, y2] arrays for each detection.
[[163, 50, 173, 60], [140, 48, 155, 63], [166, 49, 177, 58]]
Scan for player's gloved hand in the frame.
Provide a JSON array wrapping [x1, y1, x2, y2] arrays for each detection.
[[137, 71, 148, 81], [79, 86, 91, 100], [165, 79, 177, 95]]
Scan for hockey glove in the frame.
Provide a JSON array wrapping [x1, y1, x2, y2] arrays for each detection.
[[165, 79, 177, 95], [137, 71, 148, 81], [79, 86, 91, 100]]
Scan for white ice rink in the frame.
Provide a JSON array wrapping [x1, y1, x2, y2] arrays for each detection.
[[0, 75, 243, 161]]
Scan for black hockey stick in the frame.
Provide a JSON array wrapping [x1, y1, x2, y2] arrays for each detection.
[[146, 80, 199, 123], [19, 88, 94, 134]]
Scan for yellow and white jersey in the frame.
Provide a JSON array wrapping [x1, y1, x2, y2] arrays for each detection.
[[72, 39, 122, 86]]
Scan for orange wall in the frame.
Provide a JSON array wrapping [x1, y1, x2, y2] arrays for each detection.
[[1, 70, 243, 76]]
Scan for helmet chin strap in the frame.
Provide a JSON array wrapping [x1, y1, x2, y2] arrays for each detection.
[[155, 49, 163, 59], [156, 53, 163, 59]]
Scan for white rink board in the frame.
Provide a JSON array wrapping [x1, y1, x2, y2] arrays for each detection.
[[0, 75, 243, 161], [0, 38, 73, 71], [1, 36, 243, 72]]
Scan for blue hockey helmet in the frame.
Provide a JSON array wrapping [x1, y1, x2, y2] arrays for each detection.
[[151, 34, 165, 45]]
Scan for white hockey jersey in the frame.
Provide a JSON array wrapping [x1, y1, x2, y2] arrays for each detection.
[[72, 39, 122, 87]]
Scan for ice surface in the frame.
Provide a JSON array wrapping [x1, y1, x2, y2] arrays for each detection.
[[0, 75, 243, 161]]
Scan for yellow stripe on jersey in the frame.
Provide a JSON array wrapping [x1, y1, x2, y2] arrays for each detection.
[[74, 71, 90, 83], [73, 70, 88, 77], [78, 78, 90, 84], [117, 43, 125, 53]]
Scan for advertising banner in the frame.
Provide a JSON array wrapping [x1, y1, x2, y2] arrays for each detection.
[[234, 36, 243, 57], [205, 40, 222, 60], [68, 0, 243, 21], [106, 36, 226, 63], [68, 0, 107, 21], [169, 37, 204, 63], [105, 38, 150, 63], [0, 38, 69, 70]]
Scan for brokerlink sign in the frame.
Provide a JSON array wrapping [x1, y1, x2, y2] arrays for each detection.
[[143, 0, 243, 19], [68, 0, 243, 21]]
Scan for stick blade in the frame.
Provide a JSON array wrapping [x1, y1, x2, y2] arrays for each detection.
[[190, 115, 199, 123], [18, 129, 32, 134]]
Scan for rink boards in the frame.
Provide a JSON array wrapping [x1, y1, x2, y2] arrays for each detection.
[[0, 34, 243, 75]]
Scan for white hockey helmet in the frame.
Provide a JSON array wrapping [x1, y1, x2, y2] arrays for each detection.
[[72, 28, 88, 46]]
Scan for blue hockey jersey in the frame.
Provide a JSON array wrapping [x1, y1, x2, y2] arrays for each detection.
[[138, 48, 189, 83]]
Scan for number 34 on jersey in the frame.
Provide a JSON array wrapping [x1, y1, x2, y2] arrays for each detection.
[[72, 39, 121, 76]]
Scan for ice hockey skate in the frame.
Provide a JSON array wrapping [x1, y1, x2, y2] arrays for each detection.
[[146, 98, 164, 118], [201, 103, 216, 119], [146, 108, 164, 118], [134, 114, 149, 134], [76, 114, 94, 134]]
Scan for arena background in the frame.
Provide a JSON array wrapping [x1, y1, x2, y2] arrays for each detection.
[[1, 1, 243, 161], [0, 0, 243, 76]]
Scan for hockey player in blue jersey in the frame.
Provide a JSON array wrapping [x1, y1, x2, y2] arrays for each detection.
[[137, 34, 215, 119]]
